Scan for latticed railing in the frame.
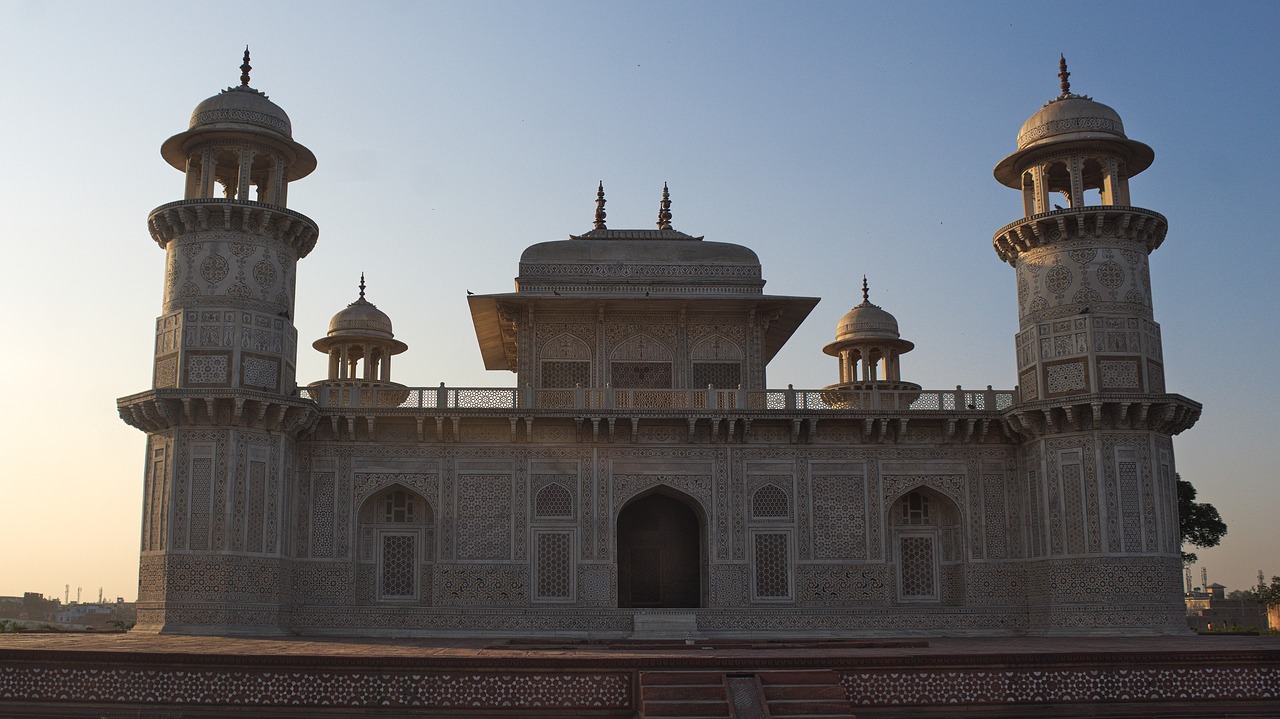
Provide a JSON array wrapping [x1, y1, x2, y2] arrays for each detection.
[[298, 384, 1017, 412]]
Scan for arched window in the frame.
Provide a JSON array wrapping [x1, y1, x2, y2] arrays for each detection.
[[899, 491, 931, 525], [539, 333, 592, 389], [534, 483, 574, 519], [751, 484, 790, 519], [889, 488, 962, 604], [609, 334, 673, 389], [691, 335, 744, 389], [1045, 161, 1071, 208], [357, 486, 434, 602]]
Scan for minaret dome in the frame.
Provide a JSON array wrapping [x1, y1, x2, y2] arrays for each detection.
[[158, 48, 316, 207], [993, 56, 1153, 216]]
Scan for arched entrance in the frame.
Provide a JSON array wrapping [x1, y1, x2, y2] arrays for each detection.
[[616, 491, 703, 608], [356, 485, 434, 603], [888, 487, 962, 604]]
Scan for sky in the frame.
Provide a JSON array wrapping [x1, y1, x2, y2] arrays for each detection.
[[0, 1, 1276, 603]]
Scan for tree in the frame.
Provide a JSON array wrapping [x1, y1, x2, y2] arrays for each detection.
[[1227, 576, 1280, 606], [1253, 576, 1280, 607], [1178, 474, 1227, 564]]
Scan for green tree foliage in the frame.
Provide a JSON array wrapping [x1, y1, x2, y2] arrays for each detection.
[[1258, 576, 1280, 606], [1234, 576, 1280, 606], [1178, 475, 1227, 564]]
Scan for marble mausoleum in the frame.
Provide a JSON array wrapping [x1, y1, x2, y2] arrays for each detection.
[[117, 54, 1201, 638]]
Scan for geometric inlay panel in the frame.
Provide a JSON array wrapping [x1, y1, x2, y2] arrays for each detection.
[[0, 666, 631, 709]]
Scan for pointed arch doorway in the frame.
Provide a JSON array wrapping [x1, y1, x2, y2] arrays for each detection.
[[616, 490, 704, 608]]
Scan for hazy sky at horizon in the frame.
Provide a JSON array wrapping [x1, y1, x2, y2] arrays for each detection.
[[0, 1, 1276, 602]]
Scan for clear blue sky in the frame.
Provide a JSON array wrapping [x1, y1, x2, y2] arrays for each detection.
[[1, 1, 1275, 601]]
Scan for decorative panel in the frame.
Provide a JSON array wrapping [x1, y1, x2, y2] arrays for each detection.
[[691, 362, 741, 390], [540, 360, 590, 389], [534, 531, 574, 601], [1043, 358, 1088, 396], [898, 534, 937, 600], [610, 361, 673, 389], [456, 475, 512, 560], [533, 482, 574, 519], [811, 475, 865, 560], [379, 532, 417, 599], [1097, 356, 1141, 391], [752, 532, 791, 601], [750, 484, 789, 519]]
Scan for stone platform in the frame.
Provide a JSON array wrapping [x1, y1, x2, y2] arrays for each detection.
[[0, 633, 1277, 718]]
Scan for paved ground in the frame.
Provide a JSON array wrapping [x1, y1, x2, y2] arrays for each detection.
[[1, 632, 1276, 662]]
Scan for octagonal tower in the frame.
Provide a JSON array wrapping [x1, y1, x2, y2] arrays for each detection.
[[993, 58, 1200, 634], [118, 51, 320, 634]]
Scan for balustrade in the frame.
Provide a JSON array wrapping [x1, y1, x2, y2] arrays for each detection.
[[297, 384, 1017, 412]]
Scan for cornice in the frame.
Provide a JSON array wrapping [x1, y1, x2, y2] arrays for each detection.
[[117, 389, 319, 435]]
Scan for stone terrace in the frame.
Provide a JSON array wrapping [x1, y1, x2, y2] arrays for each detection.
[[1, 634, 1277, 718]]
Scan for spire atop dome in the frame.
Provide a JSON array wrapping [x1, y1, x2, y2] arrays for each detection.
[[861, 274, 870, 304], [593, 181, 607, 230], [240, 46, 252, 87], [1058, 53, 1071, 98], [657, 182, 673, 230], [358, 273, 366, 300]]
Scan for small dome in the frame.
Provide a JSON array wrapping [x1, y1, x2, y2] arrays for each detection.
[[159, 58, 317, 180], [835, 300, 900, 342], [189, 86, 293, 138], [1015, 95, 1125, 152], [993, 68, 1153, 190], [328, 297, 395, 339], [520, 235, 759, 267], [516, 231, 764, 295]]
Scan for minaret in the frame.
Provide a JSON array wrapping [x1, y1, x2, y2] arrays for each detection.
[[118, 51, 319, 634], [993, 58, 1200, 634]]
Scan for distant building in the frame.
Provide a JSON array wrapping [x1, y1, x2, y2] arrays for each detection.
[[118, 55, 1199, 637], [1185, 584, 1269, 632]]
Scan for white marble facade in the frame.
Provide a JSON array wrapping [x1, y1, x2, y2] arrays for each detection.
[[119, 57, 1200, 637]]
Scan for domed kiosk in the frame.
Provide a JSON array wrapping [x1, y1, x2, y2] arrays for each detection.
[[310, 275, 409, 408], [159, 48, 317, 207], [821, 277, 920, 407], [993, 55, 1154, 216]]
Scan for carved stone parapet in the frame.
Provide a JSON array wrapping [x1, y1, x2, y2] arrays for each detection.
[[303, 406, 1009, 446], [147, 199, 319, 258], [999, 393, 1200, 440], [117, 389, 319, 435], [992, 206, 1167, 265]]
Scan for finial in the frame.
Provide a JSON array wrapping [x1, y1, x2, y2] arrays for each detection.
[[657, 182, 673, 230], [1058, 54, 1071, 97], [593, 181, 607, 230], [358, 273, 366, 300], [861, 275, 869, 304], [240, 46, 252, 87]]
